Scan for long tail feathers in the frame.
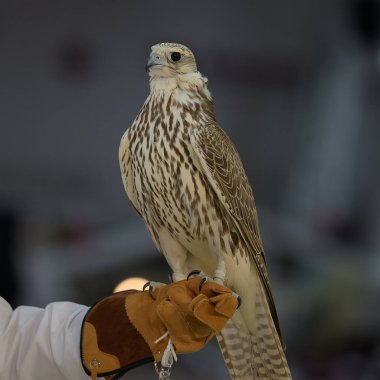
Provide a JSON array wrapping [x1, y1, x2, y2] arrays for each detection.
[[217, 281, 292, 379], [216, 321, 257, 379]]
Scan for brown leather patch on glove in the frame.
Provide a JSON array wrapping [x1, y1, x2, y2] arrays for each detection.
[[81, 290, 153, 379]]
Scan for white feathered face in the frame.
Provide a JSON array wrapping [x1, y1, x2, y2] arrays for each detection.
[[146, 42, 197, 78]]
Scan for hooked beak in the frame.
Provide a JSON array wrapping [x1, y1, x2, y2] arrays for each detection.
[[145, 52, 164, 73]]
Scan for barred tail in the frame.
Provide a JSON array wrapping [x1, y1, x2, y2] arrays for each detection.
[[216, 281, 292, 379], [216, 321, 257, 379]]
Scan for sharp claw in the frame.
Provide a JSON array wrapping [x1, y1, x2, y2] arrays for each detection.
[[230, 292, 242, 309], [236, 295, 242, 309], [187, 270, 202, 280], [143, 281, 165, 300], [199, 276, 207, 291], [143, 281, 151, 292], [149, 285, 156, 300]]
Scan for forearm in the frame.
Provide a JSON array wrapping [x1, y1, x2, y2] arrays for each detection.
[[0, 297, 95, 380]]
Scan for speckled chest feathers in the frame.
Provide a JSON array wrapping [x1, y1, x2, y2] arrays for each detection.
[[124, 75, 229, 260]]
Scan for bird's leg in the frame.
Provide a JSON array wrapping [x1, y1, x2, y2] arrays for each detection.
[[170, 272, 187, 282], [213, 259, 226, 285], [155, 227, 189, 282]]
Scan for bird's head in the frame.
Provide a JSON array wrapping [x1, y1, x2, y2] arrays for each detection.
[[146, 42, 197, 78]]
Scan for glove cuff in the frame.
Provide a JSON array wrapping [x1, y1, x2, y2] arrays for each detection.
[[80, 290, 153, 379]]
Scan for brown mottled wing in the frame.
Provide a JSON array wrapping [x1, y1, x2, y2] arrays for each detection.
[[189, 122, 282, 341], [119, 129, 141, 217]]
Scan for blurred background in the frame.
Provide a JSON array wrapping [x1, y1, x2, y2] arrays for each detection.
[[1, 0, 380, 379]]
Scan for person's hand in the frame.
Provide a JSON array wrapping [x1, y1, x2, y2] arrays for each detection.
[[81, 275, 240, 379], [127, 276, 239, 359]]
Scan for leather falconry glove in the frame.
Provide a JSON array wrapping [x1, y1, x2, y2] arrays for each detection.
[[80, 276, 239, 379]]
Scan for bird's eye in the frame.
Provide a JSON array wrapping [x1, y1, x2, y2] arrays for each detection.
[[171, 52, 181, 62]]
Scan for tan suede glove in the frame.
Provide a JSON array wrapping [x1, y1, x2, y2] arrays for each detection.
[[81, 277, 239, 379]]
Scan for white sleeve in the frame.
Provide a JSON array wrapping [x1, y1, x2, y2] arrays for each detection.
[[0, 297, 94, 380]]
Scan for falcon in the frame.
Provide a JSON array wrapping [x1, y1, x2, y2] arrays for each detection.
[[119, 42, 292, 379]]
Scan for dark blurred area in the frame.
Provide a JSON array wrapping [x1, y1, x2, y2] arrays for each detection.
[[1, 0, 380, 379]]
